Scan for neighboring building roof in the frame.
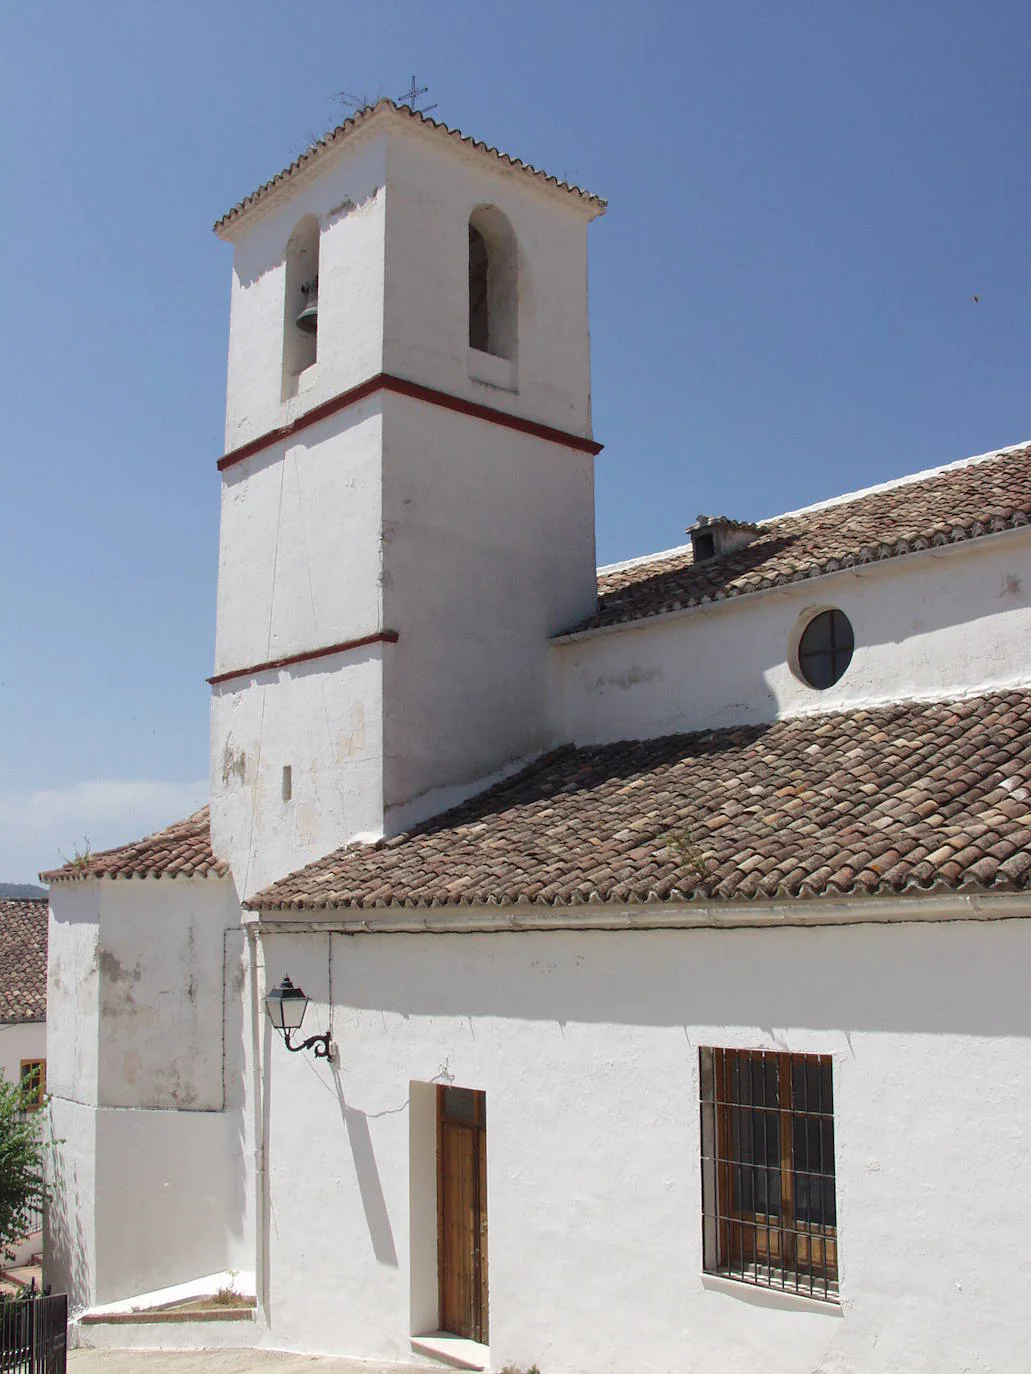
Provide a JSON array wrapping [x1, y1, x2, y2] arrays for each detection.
[[250, 689, 1031, 913], [214, 99, 606, 238], [0, 899, 48, 1024], [578, 442, 1031, 633], [41, 808, 227, 884]]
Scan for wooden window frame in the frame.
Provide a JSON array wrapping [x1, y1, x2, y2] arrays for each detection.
[[19, 1058, 46, 1111], [700, 1047, 838, 1301]]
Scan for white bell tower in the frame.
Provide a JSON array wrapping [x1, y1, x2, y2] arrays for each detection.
[[209, 101, 606, 897]]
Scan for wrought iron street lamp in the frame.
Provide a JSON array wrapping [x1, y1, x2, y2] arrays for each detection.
[[265, 975, 331, 1058]]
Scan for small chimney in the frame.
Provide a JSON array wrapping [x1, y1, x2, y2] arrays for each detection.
[[687, 515, 763, 564]]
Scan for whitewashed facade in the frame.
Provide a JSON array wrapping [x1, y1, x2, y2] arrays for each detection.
[[46, 101, 1031, 1373]]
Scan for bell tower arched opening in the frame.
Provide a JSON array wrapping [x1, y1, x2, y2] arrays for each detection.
[[468, 206, 517, 362], [282, 215, 320, 397]]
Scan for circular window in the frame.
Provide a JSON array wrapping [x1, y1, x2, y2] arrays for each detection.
[[797, 609, 854, 690]]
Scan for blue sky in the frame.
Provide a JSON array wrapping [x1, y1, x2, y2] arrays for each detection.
[[1, 1, 1028, 881]]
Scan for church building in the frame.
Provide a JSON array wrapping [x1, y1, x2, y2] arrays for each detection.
[[44, 99, 1031, 1374]]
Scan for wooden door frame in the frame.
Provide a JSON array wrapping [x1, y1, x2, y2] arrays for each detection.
[[436, 1086, 488, 1343]]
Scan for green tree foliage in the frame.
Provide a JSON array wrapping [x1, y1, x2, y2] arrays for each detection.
[[0, 1071, 45, 1256]]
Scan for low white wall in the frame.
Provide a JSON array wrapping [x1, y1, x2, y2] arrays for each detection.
[[554, 530, 1031, 744], [73, 1315, 263, 1353], [92, 1106, 247, 1307], [256, 917, 1031, 1374], [0, 1020, 45, 1089]]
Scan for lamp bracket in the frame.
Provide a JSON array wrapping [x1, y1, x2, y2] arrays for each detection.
[[283, 1029, 333, 1059]]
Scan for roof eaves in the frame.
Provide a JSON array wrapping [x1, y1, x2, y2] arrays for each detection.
[[248, 888, 1029, 928], [214, 100, 606, 240], [766, 436, 1031, 525], [573, 494, 1031, 636]]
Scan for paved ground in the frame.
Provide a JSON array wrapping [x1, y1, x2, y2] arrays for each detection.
[[69, 1352, 430, 1374]]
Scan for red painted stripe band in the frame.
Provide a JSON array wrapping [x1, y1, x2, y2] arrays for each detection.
[[217, 372, 603, 471], [208, 630, 399, 687]]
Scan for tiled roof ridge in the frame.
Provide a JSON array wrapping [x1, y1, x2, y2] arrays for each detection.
[[597, 438, 1030, 581], [249, 686, 1031, 913], [766, 436, 1030, 524], [581, 442, 1031, 633], [215, 99, 606, 237], [41, 806, 227, 884]]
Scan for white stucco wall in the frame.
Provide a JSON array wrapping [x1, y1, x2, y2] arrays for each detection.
[[48, 884, 101, 1107], [381, 390, 596, 816], [47, 882, 254, 1312], [553, 529, 1031, 744], [210, 399, 388, 894], [213, 403, 385, 677], [253, 916, 1031, 1374], [97, 880, 235, 1111], [46, 1095, 97, 1309], [210, 647, 386, 899], [91, 1104, 247, 1306], [223, 134, 387, 451], [382, 127, 598, 437], [0, 1020, 45, 1089]]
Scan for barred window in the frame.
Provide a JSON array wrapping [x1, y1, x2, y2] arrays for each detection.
[[700, 1047, 838, 1300]]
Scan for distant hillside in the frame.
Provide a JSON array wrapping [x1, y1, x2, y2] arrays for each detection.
[[0, 883, 47, 900]]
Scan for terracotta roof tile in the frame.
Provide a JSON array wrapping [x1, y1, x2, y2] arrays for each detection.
[[581, 443, 1031, 631], [41, 808, 227, 884], [250, 690, 1031, 913], [215, 99, 605, 237], [0, 900, 48, 1024]]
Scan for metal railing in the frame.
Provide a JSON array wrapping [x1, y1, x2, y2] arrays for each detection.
[[0, 1290, 67, 1373]]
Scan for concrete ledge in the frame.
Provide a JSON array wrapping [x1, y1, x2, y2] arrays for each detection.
[[411, 1332, 488, 1371], [73, 1313, 265, 1352], [701, 1271, 843, 1315]]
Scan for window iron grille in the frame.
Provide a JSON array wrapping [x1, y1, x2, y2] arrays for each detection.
[[700, 1047, 838, 1301]]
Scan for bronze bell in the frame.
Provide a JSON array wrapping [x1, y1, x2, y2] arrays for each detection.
[[296, 277, 318, 335]]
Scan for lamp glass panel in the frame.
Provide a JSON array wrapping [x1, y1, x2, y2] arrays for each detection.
[[280, 992, 308, 1031], [266, 979, 309, 1031]]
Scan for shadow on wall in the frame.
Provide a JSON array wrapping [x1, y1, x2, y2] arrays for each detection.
[[223, 925, 251, 1270], [330, 919, 1031, 1040], [44, 1105, 91, 1312], [330, 1067, 399, 1268], [261, 934, 400, 1275]]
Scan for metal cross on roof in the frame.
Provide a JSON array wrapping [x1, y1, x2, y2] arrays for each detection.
[[398, 76, 437, 116]]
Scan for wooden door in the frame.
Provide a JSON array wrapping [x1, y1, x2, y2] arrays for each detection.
[[437, 1086, 488, 1343]]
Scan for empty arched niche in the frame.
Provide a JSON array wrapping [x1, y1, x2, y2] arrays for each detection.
[[282, 215, 320, 396], [468, 206, 518, 361]]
